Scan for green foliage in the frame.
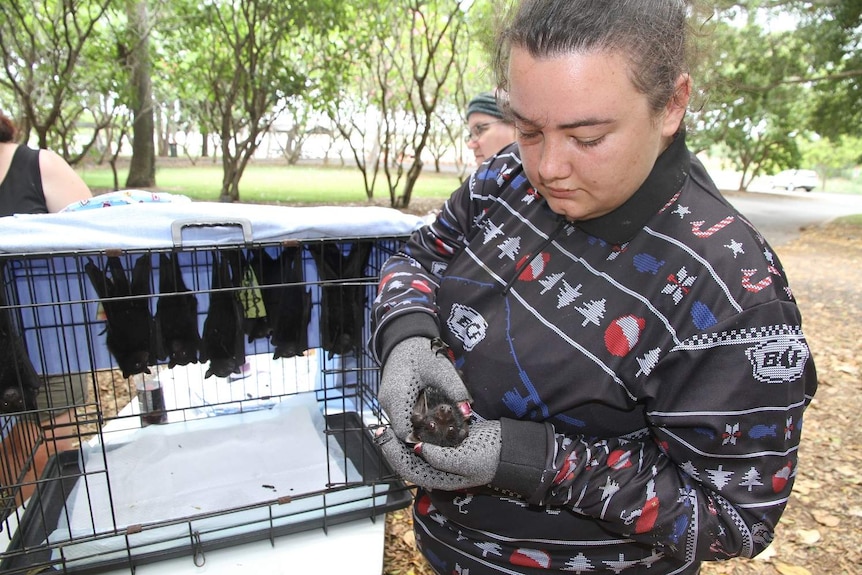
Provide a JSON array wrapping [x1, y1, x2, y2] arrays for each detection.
[[160, 0, 350, 201], [800, 136, 862, 190], [3, 1, 859, 202], [793, 0, 861, 140], [689, 13, 814, 189], [324, 0, 471, 207], [0, 0, 116, 161]]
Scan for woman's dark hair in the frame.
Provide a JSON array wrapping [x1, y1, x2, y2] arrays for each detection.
[[0, 111, 16, 143], [494, 0, 690, 115]]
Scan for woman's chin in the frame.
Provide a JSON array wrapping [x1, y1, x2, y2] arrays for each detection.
[[542, 195, 593, 222]]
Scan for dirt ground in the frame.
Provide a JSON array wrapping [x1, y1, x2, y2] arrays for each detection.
[[381, 205, 862, 575]]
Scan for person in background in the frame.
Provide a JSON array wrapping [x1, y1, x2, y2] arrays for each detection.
[[0, 111, 92, 214], [0, 109, 92, 505], [371, 1, 817, 574], [465, 91, 517, 166]]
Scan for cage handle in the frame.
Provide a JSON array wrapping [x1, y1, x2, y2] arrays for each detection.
[[171, 218, 253, 246]]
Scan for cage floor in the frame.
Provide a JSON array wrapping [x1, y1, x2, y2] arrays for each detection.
[[2, 405, 409, 574]]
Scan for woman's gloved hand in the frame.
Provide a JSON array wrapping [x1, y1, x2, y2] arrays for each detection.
[[375, 420, 502, 490], [377, 336, 472, 442], [375, 417, 553, 502]]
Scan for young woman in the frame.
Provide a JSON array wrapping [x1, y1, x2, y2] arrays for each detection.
[[371, 1, 817, 573], [0, 111, 92, 214]]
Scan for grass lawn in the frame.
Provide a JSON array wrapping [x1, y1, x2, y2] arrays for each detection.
[[78, 161, 463, 205]]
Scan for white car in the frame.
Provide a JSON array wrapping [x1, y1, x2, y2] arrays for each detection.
[[771, 169, 819, 192]]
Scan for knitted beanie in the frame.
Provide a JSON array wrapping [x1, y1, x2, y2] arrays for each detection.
[[466, 92, 503, 120]]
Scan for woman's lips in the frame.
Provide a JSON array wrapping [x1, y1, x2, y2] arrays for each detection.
[[544, 186, 577, 198]]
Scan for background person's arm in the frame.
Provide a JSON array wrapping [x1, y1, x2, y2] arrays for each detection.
[[38, 149, 92, 212]]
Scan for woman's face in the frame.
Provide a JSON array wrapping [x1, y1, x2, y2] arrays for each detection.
[[466, 112, 516, 166], [507, 47, 688, 222]]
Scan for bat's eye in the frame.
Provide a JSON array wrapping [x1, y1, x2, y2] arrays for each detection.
[[428, 421, 436, 430]]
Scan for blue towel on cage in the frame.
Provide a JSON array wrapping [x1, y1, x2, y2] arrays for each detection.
[[0, 200, 425, 253]]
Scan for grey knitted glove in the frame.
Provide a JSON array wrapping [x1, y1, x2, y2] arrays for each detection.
[[378, 336, 472, 442], [375, 420, 502, 490], [376, 417, 553, 500]]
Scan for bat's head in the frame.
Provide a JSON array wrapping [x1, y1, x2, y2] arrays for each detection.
[[168, 340, 198, 368], [119, 352, 152, 379], [205, 359, 242, 379], [1, 387, 25, 413], [409, 390, 469, 447]]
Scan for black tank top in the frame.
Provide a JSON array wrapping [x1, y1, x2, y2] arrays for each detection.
[[0, 145, 47, 216]]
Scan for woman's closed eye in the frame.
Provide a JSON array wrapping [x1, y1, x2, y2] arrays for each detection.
[[516, 127, 542, 141], [575, 135, 605, 148]]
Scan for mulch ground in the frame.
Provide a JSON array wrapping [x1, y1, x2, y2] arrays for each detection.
[[381, 218, 862, 575]]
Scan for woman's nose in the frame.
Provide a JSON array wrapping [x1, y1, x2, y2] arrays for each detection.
[[537, 138, 572, 183]]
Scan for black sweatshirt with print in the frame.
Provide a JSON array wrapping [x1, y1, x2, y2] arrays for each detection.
[[370, 133, 817, 574]]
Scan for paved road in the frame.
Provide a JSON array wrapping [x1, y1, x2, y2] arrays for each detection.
[[722, 189, 862, 246]]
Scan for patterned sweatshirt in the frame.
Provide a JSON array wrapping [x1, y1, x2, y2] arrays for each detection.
[[370, 133, 817, 574]]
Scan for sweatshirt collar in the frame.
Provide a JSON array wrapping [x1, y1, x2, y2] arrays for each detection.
[[575, 130, 690, 245]]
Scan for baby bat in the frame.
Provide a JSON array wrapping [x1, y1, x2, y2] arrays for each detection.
[[0, 279, 41, 413], [200, 251, 245, 378], [268, 246, 311, 360], [84, 255, 158, 378], [310, 241, 373, 358], [408, 387, 469, 447], [155, 252, 200, 368]]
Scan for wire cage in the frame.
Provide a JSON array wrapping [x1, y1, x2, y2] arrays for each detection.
[[0, 235, 412, 574]]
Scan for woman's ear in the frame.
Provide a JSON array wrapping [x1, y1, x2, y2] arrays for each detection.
[[662, 73, 691, 137]]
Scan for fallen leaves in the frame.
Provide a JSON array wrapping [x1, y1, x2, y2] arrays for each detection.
[[794, 529, 821, 545], [810, 511, 840, 528], [774, 561, 812, 575]]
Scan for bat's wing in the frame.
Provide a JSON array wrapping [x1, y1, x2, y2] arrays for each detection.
[[107, 256, 131, 297], [271, 246, 311, 359], [84, 257, 110, 299]]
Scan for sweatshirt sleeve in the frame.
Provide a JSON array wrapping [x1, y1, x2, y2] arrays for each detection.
[[528, 300, 817, 563], [370, 172, 492, 364]]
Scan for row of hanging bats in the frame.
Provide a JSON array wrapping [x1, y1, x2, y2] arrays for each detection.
[[84, 242, 372, 377], [0, 244, 371, 414], [78, 242, 373, 382]]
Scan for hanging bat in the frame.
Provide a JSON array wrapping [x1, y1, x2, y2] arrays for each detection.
[[230, 249, 270, 343], [200, 251, 245, 378], [269, 246, 311, 360], [408, 387, 469, 447], [0, 275, 41, 413], [84, 255, 157, 378], [309, 241, 373, 358], [155, 252, 200, 368], [249, 247, 312, 359]]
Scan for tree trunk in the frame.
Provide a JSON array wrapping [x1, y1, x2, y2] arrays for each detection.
[[220, 136, 240, 202], [125, 0, 156, 189]]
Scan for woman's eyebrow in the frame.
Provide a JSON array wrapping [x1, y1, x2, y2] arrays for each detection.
[[507, 106, 542, 128], [508, 105, 613, 130]]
